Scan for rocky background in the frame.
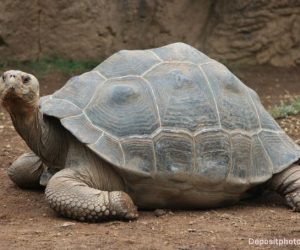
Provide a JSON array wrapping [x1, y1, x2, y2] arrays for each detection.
[[0, 0, 299, 67]]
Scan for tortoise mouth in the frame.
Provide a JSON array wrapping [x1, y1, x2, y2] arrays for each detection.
[[0, 80, 23, 107], [0, 87, 12, 104], [0, 80, 12, 97]]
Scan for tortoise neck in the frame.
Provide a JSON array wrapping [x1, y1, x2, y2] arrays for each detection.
[[9, 99, 43, 154], [8, 97, 68, 169]]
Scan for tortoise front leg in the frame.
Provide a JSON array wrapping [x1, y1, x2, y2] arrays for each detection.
[[270, 164, 300, 211], [45, 168, 138, 222], [8, 152, 44, 189]]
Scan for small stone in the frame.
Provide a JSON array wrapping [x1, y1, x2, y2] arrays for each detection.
[[154, 209, 167, 217], [61, 222, 76, 228], [104, 210, 110, 216], [125, 239, 135, 244], [188, 228, 196, 233]]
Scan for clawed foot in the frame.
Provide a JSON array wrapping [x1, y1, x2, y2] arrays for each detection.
[[109, 191, 139, 220], [286, 191, 300, 212], [46, 169, 138, 222]]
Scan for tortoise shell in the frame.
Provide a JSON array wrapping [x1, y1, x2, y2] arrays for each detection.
[[40, 43, 300, 190]]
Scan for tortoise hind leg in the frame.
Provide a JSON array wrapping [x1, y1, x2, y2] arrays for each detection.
[[8, 152, 44, 189], [269, 164, 300, 211], [45, 168, 138, 222]]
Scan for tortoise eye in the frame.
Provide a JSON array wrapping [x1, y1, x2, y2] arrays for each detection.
[[22, 76, 31, 84]]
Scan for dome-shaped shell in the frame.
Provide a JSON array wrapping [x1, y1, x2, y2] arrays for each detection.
[[40, 43, 300, 191]]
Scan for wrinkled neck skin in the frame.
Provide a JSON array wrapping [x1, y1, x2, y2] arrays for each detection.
[[3, 95, 67, 170]]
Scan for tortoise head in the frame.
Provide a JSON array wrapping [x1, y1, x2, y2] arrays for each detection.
[[0, 70, 40, 109]]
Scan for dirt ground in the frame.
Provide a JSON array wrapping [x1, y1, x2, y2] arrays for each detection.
[[0, 66, 300, 250]]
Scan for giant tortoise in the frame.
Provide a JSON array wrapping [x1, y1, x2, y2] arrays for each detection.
[[0, 43, 300, 222]]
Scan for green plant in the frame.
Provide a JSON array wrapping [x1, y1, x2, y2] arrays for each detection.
[[0, 58, 99, 78], [269, 98, 300, 119]]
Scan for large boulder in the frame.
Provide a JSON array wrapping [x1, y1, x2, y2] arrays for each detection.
[[0, 0, 299, 66]]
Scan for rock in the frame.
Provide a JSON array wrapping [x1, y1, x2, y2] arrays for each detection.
[[154, 209, 167, 217], [125, 239, 135, 244], [206, 0, 300, 67], [0, 0, 299, 66], [60, 222, 76, 228]]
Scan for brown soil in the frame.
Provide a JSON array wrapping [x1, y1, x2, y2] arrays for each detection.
[[1, 66, 300, 250]]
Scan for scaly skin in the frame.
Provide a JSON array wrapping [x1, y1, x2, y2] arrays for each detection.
[[270, 164, 300, 211], [45, 169, 138, 221]]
